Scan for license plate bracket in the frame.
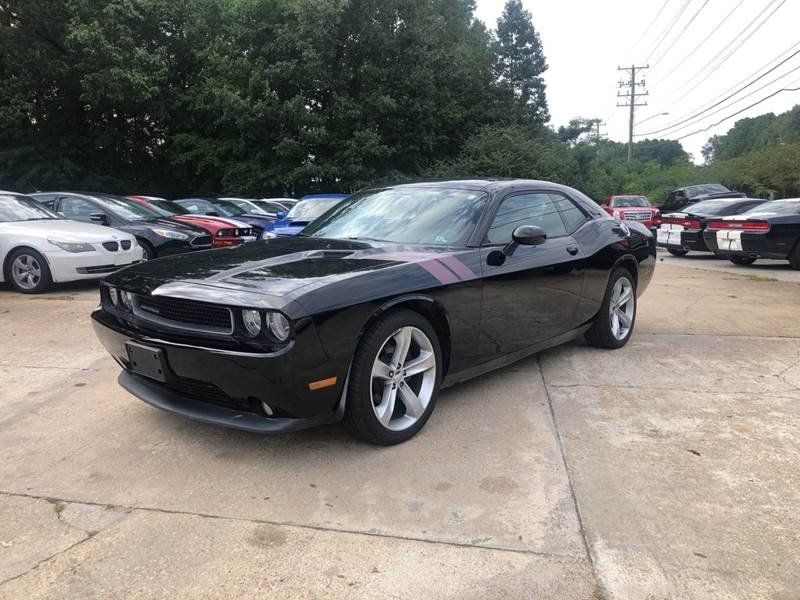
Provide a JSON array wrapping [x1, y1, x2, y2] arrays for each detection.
[[126, 342, 168, 382]]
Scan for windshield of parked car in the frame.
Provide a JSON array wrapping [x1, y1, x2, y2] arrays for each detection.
[[682, 200, 744, 215], [303, 188, 488, 245], [611, 196, 650, 207], [0, 194, 63, 222], [209, 199, 248, 216], [148, 199, 191, 215], [686, 184, 729, 197], [287, 198, 342, 221], [253, 200, 287, 213], [94, 194, 163, 221], [743, 199, 800, 216]]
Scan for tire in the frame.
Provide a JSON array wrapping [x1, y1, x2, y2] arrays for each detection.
[[790, 242, 800, 270], [138, 240, 156, 260], [343, 309, 442, 445], [729, 255, 756, 266], [6, 248, 53, 294], [585, 267, 637, 350], [667, 248, 689, 257]]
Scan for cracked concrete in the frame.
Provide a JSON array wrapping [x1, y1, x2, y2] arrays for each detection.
[[0, 264, 798, 598]]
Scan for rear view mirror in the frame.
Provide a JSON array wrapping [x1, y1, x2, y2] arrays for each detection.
[[90, 212, 109, 226], [276, 211, 286, 220], [512, 225, 547, 246]]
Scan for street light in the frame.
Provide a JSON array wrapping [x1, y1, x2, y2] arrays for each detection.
[[636, 111, 670, 126]]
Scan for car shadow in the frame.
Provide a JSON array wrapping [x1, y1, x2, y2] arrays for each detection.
[[0, 279, 101, 298]]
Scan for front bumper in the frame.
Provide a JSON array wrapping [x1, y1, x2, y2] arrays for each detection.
[[46, 247, 144, 283], [91, 309, 346, 432]]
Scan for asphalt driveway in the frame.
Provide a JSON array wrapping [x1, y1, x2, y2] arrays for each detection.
[[1, 264, 798, 598]]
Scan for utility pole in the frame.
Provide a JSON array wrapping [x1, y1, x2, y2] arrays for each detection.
[[617, 64, 649, 162], [594, 120, 605, 143]]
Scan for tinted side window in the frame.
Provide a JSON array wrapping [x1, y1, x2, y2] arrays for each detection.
[[60, 197, 98, 221], [550, 194, 588, 233], [487, 193, 567, 244]]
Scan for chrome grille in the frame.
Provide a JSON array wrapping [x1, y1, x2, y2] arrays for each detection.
[[102, 241, 119, 252], [132, 295, 233, 335], [623, 211, 652, 221]]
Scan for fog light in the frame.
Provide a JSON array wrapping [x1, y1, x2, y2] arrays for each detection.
[[109, 287, 119, 306], [120, 290, 133, 310], [266, 312, 291, 341], [242, 309, 262, 337]]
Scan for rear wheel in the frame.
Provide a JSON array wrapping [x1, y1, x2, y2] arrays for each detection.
[[344, 309, 442, 445], [789, 242, 800, 270], [667, 248, 688, 257], [729, 255, 756, 266], [585, 267, 636, 349], [7, 248, 53, 294]]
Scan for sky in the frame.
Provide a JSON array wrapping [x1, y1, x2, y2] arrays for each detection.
[[474, 0, 800, 162]]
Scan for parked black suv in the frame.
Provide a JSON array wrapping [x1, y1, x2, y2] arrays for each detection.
[[661, 184, 745, 213]]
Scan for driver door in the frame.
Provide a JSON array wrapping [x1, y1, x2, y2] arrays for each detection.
[[478, 192, 585, 358]]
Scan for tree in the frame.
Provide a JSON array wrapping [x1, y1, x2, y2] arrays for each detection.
[[492, 0, 549, 126]]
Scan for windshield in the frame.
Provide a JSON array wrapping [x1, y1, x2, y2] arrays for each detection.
[[0, 194, 63, 222], [149, 199, 191, 215], [612, 196, 650, 207], [743, 199, 800, 216], [253, 200, 287, 213], [94, 194, 163, 221], [287, 198, 342, 221], [303, 188, 488, 245], [209, 199, 247, 216], [686, 184, 729, 198], [683, 200, 742, 215]]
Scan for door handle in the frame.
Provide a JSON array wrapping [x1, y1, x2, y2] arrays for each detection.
[[566, 245, 579, 256]]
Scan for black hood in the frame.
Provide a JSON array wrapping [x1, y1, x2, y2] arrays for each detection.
[[105, 236, 481, 317]]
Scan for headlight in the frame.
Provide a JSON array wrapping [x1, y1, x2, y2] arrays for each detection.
[[151, 228, 189, 240], [120, 290, 133, 310], [262, 231, 277, 239], [108, 287, 119, 306], [48, 238, 95, 253], [217, 229, 234, 238], [266, 312, 291, 341], [241, 309, 262, 337], [613, 210, 621, 220]]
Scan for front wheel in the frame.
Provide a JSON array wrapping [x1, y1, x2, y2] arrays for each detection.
[[729, 255, 756, 266], [7, 248, 53, 293], [344, 309, 442, 445], [585, 267, 637, 349], [667, 248, 688, 257], [138, 240, 156, 260]]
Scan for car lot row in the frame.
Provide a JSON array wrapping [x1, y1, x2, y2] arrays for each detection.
[[603, 187, 800, 270], [0, 191, 348, 292]]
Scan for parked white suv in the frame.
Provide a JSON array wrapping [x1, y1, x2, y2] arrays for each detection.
[[0, 192, 143, 293]]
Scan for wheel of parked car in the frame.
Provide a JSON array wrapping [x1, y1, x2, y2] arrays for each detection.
[[344, 309, 442, 445], [789, 243, 800, 270], [585, 267, 636, 350], [728, 255, 756, 266], [667, 248, 688, 257], [6, 248, 53, 294], [138, 240, 155, 260]]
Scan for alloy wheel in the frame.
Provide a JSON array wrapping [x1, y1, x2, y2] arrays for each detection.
[[370, 326, 437, 431], [609, 276, 635, 340], [11, 254, 42, 290]]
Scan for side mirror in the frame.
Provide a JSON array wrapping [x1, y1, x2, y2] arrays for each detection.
[[276, 211, 287, 220], [206, 211, 220, 216], [487, 225, 548, 266], [90, 212, 109, 225]]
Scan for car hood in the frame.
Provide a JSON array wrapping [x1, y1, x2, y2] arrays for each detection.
[[0, 219, 134, 242], [105, 236, 481, 317], [138, 218, 209, 235], [171, 215, 251, 231]]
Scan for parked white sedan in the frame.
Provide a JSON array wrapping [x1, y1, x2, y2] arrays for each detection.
[[0, 192, 143, 293]]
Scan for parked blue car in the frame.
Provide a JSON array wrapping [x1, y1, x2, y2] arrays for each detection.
[[264, 194, 349, 237], [174, 198, 276, 237]]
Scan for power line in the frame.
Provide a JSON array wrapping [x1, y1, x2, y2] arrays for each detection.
[[660, 0, 787, 105], [650, 0, 745, 86], [650, 0, 712, 68], [642, 0, 693, 65], [639, 44, 800, 136], [673, 80, 800, 140], [633, 0, 672, 50]]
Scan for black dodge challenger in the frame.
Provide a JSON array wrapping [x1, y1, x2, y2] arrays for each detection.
[[92, 180, 655, 444], [702, 198, 800, 268]]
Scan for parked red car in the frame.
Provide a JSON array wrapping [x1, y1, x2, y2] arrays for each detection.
[[601, 195, 660, 228], [127, 196, 256, 248]]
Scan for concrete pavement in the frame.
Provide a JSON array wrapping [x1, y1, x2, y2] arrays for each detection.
[[0, 265, 798, 598]]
